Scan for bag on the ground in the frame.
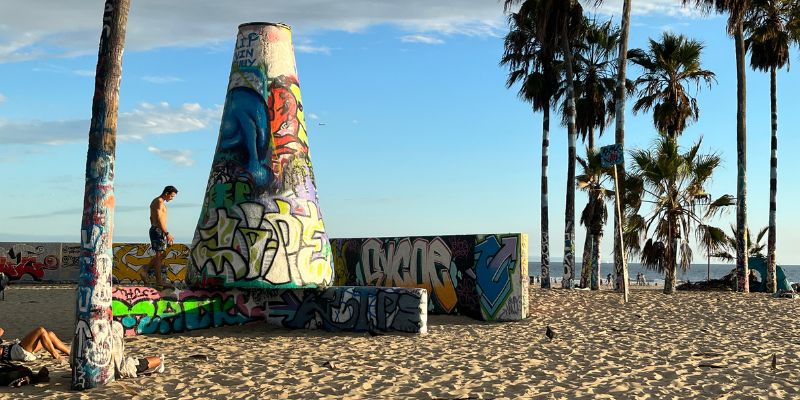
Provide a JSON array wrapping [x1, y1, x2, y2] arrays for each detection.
[[0, 360, 34, 387]]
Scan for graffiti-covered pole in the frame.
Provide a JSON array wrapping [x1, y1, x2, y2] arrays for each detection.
[[71, 0, 130, 390]]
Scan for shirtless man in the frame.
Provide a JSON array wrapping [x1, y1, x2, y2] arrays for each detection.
[[141, 186, 178, 288]]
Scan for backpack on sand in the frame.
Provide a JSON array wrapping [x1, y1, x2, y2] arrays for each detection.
[[0, 360, 34, 387]]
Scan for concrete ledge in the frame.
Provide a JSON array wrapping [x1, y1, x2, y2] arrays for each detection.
[[266, 286, 428, 334], [112, 286, 266, 336]]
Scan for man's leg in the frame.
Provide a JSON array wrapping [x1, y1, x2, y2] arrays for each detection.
[[153, 251, 165, 287]]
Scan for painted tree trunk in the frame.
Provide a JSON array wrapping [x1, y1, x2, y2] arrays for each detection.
[[187, 23, 334, 289], [541, 106, 551, 289], [71, 0, 129, 390], [580, 233, 592, 288], [613, 0, 632, 292], [561, 33, 578, 289], [591, 233, 601, 290], [734, 23, 749, 293], [766, 66, 777, 293]]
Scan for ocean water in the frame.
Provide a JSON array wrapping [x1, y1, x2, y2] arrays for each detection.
[[528, 261, 800, 285]]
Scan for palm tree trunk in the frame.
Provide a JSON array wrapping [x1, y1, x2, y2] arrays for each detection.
[[591, 232, 602, 290], [580, 127, 596, 288], [541, 106, 551, 289], [581, 231, 592, 288], [734, 22, 749, 293], [71, 0, 130, 390], [767, 65, 778, 293], [561, 32, 578, 289], [664, 220, 677, 294], [613, 0, 631, 292]]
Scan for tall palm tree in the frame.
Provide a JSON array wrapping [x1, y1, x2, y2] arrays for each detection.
[[500, 10, 561, 288], [577, 148, 612, 290], [743, 0, 800, 293], [586, 0, 632, 290], [628, 32, 717, 139], [683, 0, 751, 292], [626, 136, 734, 294], [504, 0, 583, 288], [562, 17, 623, 287]]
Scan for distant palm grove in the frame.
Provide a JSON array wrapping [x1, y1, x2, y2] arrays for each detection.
[[500, 0, 800, 294]]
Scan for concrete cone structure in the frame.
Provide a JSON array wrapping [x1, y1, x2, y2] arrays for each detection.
[[188, 22, 333, 289]]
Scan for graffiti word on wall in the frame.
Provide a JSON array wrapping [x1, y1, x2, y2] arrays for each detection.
[[266, 286, 428, 334]]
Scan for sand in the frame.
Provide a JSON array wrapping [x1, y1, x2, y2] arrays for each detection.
[[1, 284, 798, 399]]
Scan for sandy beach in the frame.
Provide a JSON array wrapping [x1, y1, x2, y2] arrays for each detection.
[[1, 284, 798, 399]]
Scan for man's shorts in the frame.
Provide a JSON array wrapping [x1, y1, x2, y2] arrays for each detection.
[[149, 226, 167, 252]]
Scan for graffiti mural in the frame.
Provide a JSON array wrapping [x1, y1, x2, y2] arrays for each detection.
[[330, 233, 529, 321], [0, 243, 61, 281], [266, 286, 428, 334], [111, 286, 266, 336], [112, 243, 188, 284], [188, 22, 333, 289]]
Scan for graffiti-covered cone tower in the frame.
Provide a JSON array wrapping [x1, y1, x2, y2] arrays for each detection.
[[188, 22, 333, 288]]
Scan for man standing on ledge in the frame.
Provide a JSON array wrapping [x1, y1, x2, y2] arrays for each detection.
[[141, 185, 178, 288]]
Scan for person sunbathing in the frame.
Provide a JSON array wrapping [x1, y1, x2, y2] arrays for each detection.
[[0, 326, 70, 362]]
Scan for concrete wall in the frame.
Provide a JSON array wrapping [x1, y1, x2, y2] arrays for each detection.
[[330, 233, 529, 321], [266, 286, 428, 334], [112, 286, 266, 336], [1, 242, 189, 284], [0, 242, 75, 281]]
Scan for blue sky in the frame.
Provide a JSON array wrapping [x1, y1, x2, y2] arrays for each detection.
[[2, 1, 800, 263]]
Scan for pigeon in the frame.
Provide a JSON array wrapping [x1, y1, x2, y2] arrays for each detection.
[[546, 325, 556, 341], [772, 354, 777, 370]]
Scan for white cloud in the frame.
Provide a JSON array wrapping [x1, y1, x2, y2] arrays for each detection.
[[147, 146, 195, 166], [142, 75, 183, 84], [295, 44, 332, 55], [0, 0, 513, 63], [0, 93, 6, 104], [400, 35, 444, 45], [580, 0, 704, 18], [308, 113, 319, 120], [73, 69, 95, 77], [0, 102, 222, 145]]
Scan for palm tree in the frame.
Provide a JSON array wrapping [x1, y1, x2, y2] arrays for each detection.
[[683, 0, 751, 292], [628, 32, 717, 139], [626, 136, 734, 294], [712, 225, 768, 261], [577, 148, 612, 290], [562, 17, 623, 287], [504, 0, 583, 288], [500, 10, 561, 288], [743, 0, 800, 293]]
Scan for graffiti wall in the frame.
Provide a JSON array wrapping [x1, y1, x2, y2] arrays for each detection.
[[0, 242, 68, 281], [111, 286, 266, 336], [266, 286, 428, 334], [111, 243, 188, 284], [330, 233, 529, 321], [187, 22, 333, 290]]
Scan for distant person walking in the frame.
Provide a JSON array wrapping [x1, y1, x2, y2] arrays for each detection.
[[141, 185, 178, 288]]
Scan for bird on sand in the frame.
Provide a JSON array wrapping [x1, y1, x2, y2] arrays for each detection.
[[545, 325, 556, 341]]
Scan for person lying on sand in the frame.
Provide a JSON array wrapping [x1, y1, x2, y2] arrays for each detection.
[[0, 326, 70, 362], [111, 321, 165, 378]]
